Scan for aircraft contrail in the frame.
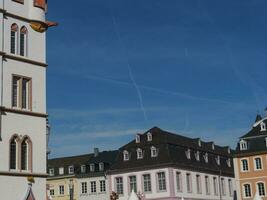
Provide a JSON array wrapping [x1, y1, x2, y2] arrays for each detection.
[[109, 6, 148, 121]]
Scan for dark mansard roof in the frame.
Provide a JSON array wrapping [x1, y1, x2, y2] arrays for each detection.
[[235, 115, 267, 157], [109, 127, 234, 177], [47, 150, 118, 178]]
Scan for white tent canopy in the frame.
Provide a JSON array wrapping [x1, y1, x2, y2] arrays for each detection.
[[128, 190, 139, 200]]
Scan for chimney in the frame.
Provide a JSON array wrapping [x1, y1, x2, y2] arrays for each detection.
[[94, 148, 99, 157]]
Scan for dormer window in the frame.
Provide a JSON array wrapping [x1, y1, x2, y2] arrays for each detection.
[[123, 150, 129, 161], [151, 146, 157, 157], [81, 165, 86, 173], [198, 139, 201, 147], [260, 122, 266, 131], [216, 156, 220, 165], [195, 151, 200, 161], [240, 140, 247, 151], [59, 167, 64, 175], [99, 162, 104, 171], [211, 143, 215, 150], [203, 153, 208, 163], [185, 149, 191, 159], [147, 132, 152, 142], [49, 168, 54, 176], [137, 148, 143, 159], [90, 164, 95, 172], [227, 158, 231, 167], [68, 165, 74, 174], [227, 147, 231, 154], [136, 134, 140, 143]]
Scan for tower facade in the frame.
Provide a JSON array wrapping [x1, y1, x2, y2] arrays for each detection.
[[0, 0, 54, 199]]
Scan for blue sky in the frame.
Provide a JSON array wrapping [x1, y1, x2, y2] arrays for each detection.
[[46, 0, 267, 158]]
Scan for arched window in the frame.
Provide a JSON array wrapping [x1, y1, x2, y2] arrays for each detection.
[[257, 182, 266, 196], [136, 148, 143, 159], [151, 146, 157, 158], [21, 136, 32, 171], [20, 26, 28, 56], [11, 24, 18, 54], [123, 150, 129, 161], [260, 122, 266, 131], [10, 136, 18, 170]]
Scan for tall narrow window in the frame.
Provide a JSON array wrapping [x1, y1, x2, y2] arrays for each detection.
[[90, 181, 96, 193], [241, 159, 249, 171], [143, 174, 151, 193], [221, 178, 226, 196], [12, 76, 31, 110], [157, 172, 166, 191], [12, 76, 20, 107], [100, 180, 106, 192], [21, 138, 28, 170], [81, 182, 87, 194], [186, 173, 192, 193], [20, 26, 27, 56], [196, 174, 202, 194], [257, 182, 265, 196], [205, 176, 210, 195], [11, 24, 18, 54], [21, 137, 32, 171], [243, 184, 251, 197], [228, 179, 233, 196], [176, 172, 182, 192], [213, 177, 218, 196], [129, 176, 137, 193], [116, 177, 123, 195], [10, 136, 17, 170], [254, 157, 263, 170]]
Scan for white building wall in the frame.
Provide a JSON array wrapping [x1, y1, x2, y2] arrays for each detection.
[[0, 0, 48, 199], [77, 176, 110, 200], [109, 167, 236, 200]]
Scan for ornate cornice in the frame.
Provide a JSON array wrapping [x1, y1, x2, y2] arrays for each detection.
[[0, 106, 48, 118], [0, 51, 47, 67], [0, 171, 48, 178]]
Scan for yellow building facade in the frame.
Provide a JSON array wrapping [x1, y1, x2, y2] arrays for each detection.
[[47, 176, 78, 200]]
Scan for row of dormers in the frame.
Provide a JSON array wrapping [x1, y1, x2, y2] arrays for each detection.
[[185, 149, 231, 167], [48, 162, 105, 176], [123, 146, 158, 161], [135, 132, 153, 143], [239, 137, 267, 151]]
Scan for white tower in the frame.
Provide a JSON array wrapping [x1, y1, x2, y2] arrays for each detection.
[[0, 0, 56, 199]]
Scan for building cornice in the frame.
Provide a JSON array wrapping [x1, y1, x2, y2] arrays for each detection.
[[47, 175, 75, 181], [0, 8, 33, 23], [0, 51, 47, 67], [0, 171, 48, 178], [234, 151, 267, 158], [0, 106, 48, 118]]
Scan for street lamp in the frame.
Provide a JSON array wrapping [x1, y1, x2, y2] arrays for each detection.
[[69, 179, 74, 200]]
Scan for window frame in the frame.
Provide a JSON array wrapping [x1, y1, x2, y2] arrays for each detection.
[[257, 182, 266, 197], [157, 171, 167, 192], [143, 174, 152, 193], [243, 183, 252, 198], [254, 157, 263, 171], [12, 75, 32, 110], [81, 182, 87, 194], [115, 177, 124, 195], [241, 159, 249, 172]]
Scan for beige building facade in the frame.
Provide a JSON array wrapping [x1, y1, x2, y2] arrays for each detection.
[[234, 114, 267, 200]]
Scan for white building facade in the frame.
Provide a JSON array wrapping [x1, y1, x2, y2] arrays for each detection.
[[109, 167, 235, 200], [108, 127, 237, 200], [0, 0, 55, 199]]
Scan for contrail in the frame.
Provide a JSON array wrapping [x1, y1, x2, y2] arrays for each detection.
[[109, 6, 148, 121], [83, 73, 238, 105]]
